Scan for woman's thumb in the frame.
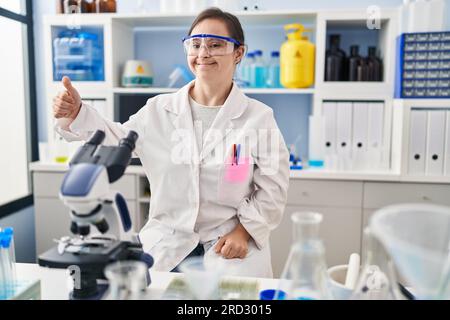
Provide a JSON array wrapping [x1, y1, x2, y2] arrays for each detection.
[[62, 76, 75, 95]]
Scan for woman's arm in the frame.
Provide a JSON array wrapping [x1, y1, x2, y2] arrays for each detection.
[[236, 110, 290, 250]]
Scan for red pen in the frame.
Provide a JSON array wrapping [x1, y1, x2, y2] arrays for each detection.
[[233, 144, 236, 165]]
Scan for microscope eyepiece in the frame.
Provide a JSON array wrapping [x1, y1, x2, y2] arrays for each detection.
[[119, 130, 138, 152], [87, 130, 106, 146], [94, 219, 109, 234]]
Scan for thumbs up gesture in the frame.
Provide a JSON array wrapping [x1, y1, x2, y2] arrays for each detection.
[[53, 76, 82, 120]]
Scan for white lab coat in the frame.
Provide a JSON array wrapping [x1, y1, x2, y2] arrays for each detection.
[[56, 81, 290, 278]]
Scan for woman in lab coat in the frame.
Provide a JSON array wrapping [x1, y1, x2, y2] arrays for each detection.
[[53, 7, 290, 278]]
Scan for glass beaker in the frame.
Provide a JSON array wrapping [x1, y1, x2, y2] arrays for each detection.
[[275, 211, 332, 300], [351, 228, 404, 300], [104, 261, 148, 300], [179, 256, 224, 300]]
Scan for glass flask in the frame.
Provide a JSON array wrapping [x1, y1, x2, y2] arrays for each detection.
[[104, 261, 148, 300], [350, 228, 404, 300], [275, 211, 332, 300]]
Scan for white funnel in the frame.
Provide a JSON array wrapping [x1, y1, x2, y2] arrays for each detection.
[[370, 203, 450, 300]]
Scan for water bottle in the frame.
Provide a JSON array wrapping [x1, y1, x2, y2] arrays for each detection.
[[240, 52, 254, 87], [266, 51, 281, 88], [251, 50, 266, 88]]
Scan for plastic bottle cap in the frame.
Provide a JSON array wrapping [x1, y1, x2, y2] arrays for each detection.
[[254, 50, 263, 56], [4, 227, 13, 235], [259, 289, 286, 300], [271, 51, 280, 57]]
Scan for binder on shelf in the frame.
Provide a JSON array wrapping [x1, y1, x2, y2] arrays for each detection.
[[367, 102, 384, 170], [445, 111, 450, 176], [322, 101, 337, 170], [308, 115, 325, 168], [352, 102, 369, 170], [336, 102, 353, 170], [426, 110, 446, 176], [408, 109, 428, 175]]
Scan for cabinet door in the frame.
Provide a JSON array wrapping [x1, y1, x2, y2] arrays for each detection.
[[270, 205, 362, 278], [34, 198, 72, 255]]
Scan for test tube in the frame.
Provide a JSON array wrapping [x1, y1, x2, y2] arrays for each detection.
[[0, 232, 6, 299], [0, 232, 14, 299], [3, 228, 16, 283]]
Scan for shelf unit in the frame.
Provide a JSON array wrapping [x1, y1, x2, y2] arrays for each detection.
[[42, 8, 450, 186]]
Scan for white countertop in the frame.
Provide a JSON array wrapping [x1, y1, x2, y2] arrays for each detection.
[[15, 263, 279, 300], [29, 161, 450, 183]]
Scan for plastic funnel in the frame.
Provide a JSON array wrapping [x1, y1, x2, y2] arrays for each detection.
[[370, 203, 450, 299]]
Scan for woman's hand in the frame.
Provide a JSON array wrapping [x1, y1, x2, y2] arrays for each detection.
[[214, 223, 251, 259], [53, 76, 82, 120]]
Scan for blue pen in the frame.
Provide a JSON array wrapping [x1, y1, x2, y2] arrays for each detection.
[[236, 144, 241, 165]]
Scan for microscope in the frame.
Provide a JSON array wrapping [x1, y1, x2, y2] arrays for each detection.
[[38, 130, 153, 300]]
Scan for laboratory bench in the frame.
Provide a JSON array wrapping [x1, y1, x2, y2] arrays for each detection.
[[14, 263, 279, 300], [29, 161, 450, 277]]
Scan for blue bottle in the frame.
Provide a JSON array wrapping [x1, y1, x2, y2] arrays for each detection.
[[266, 51, 281, 88], [251, 50, 266, 88], [240, 52, 255, 88]]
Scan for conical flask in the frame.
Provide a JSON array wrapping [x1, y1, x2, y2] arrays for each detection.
[[350, 228, 404, 300], [275, 211, 332, 300]]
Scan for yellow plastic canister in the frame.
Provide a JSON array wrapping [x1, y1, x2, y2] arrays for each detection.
[[280, 23, 315, 88]]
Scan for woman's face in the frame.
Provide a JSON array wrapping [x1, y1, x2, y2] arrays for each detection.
[[187, 19, 244, 84]]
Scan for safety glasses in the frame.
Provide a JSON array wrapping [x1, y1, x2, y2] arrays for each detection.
[[182, 34, 241, 57]]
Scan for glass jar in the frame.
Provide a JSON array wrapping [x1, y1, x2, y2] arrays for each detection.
[[104, 261, 148, 300], [97, 0, 117, 13], [64, 0, 80, 14], [78, 0, 97, 13]]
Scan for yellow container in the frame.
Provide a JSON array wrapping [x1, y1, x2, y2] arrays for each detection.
[[280, 23, 315, 88]]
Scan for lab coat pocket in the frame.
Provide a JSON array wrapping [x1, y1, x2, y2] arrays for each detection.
[[224, 156, 251, 183], [217, 156, 252, 207]]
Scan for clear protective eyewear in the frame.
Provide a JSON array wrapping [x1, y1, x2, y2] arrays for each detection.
[[182, 34, 241, 57]]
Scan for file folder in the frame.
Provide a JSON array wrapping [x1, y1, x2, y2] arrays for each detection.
[[445, 111, 450, 176], [336, 102, 353, 170], [322, 102, 337, 169], [426, 110, 446, 175], [367, 102, 384, 170], [352, 102, 369, 170], [408, 109, 428, 175]]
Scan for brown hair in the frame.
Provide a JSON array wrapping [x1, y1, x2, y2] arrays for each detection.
[[188, 7, 245, 47]]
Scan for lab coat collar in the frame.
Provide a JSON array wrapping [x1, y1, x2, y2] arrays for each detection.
[[164, 80, 249, 162]]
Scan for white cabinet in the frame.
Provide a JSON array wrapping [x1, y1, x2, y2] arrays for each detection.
[[271, 179, 363, 277]]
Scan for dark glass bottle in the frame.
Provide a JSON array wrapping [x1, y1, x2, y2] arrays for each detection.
[[357, 60, 369, 81], [367, 46, 383, 81], [97, 0, 117, 13], [348, 45, 363, 82], [79, 0, 97, 13], [325, 34, 347, 81]]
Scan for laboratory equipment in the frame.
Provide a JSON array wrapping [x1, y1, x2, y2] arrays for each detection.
[[104, 261, 149, 300], [250, 50, 266, 88], [260, 289, 286, 300], [179, 256, 224, 300], [308, 114, 325, 168], [351, 228, 404, 300], [276, 212, 332, 300], [79, 0, 97, 13], [325, 34, 347, 81], [54, 135, 70, 163], [370, 203, 450, 300], [395, 31, 450, 98], [280, 23, 315, 88], [344, 253, 360, 289], [97, 0, 116, 13], [122, 60, 153, 87], [348, 45, 363, 82], [167, 64, 194, 88], [38, 130, 154, 300], [238, 51, 254, 88], [266, 51, 281, 88], [366, 46, 382, 81], [0, 228, 17, 300], [53, 29, 104, 81], [327, 265, 356, 300]]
